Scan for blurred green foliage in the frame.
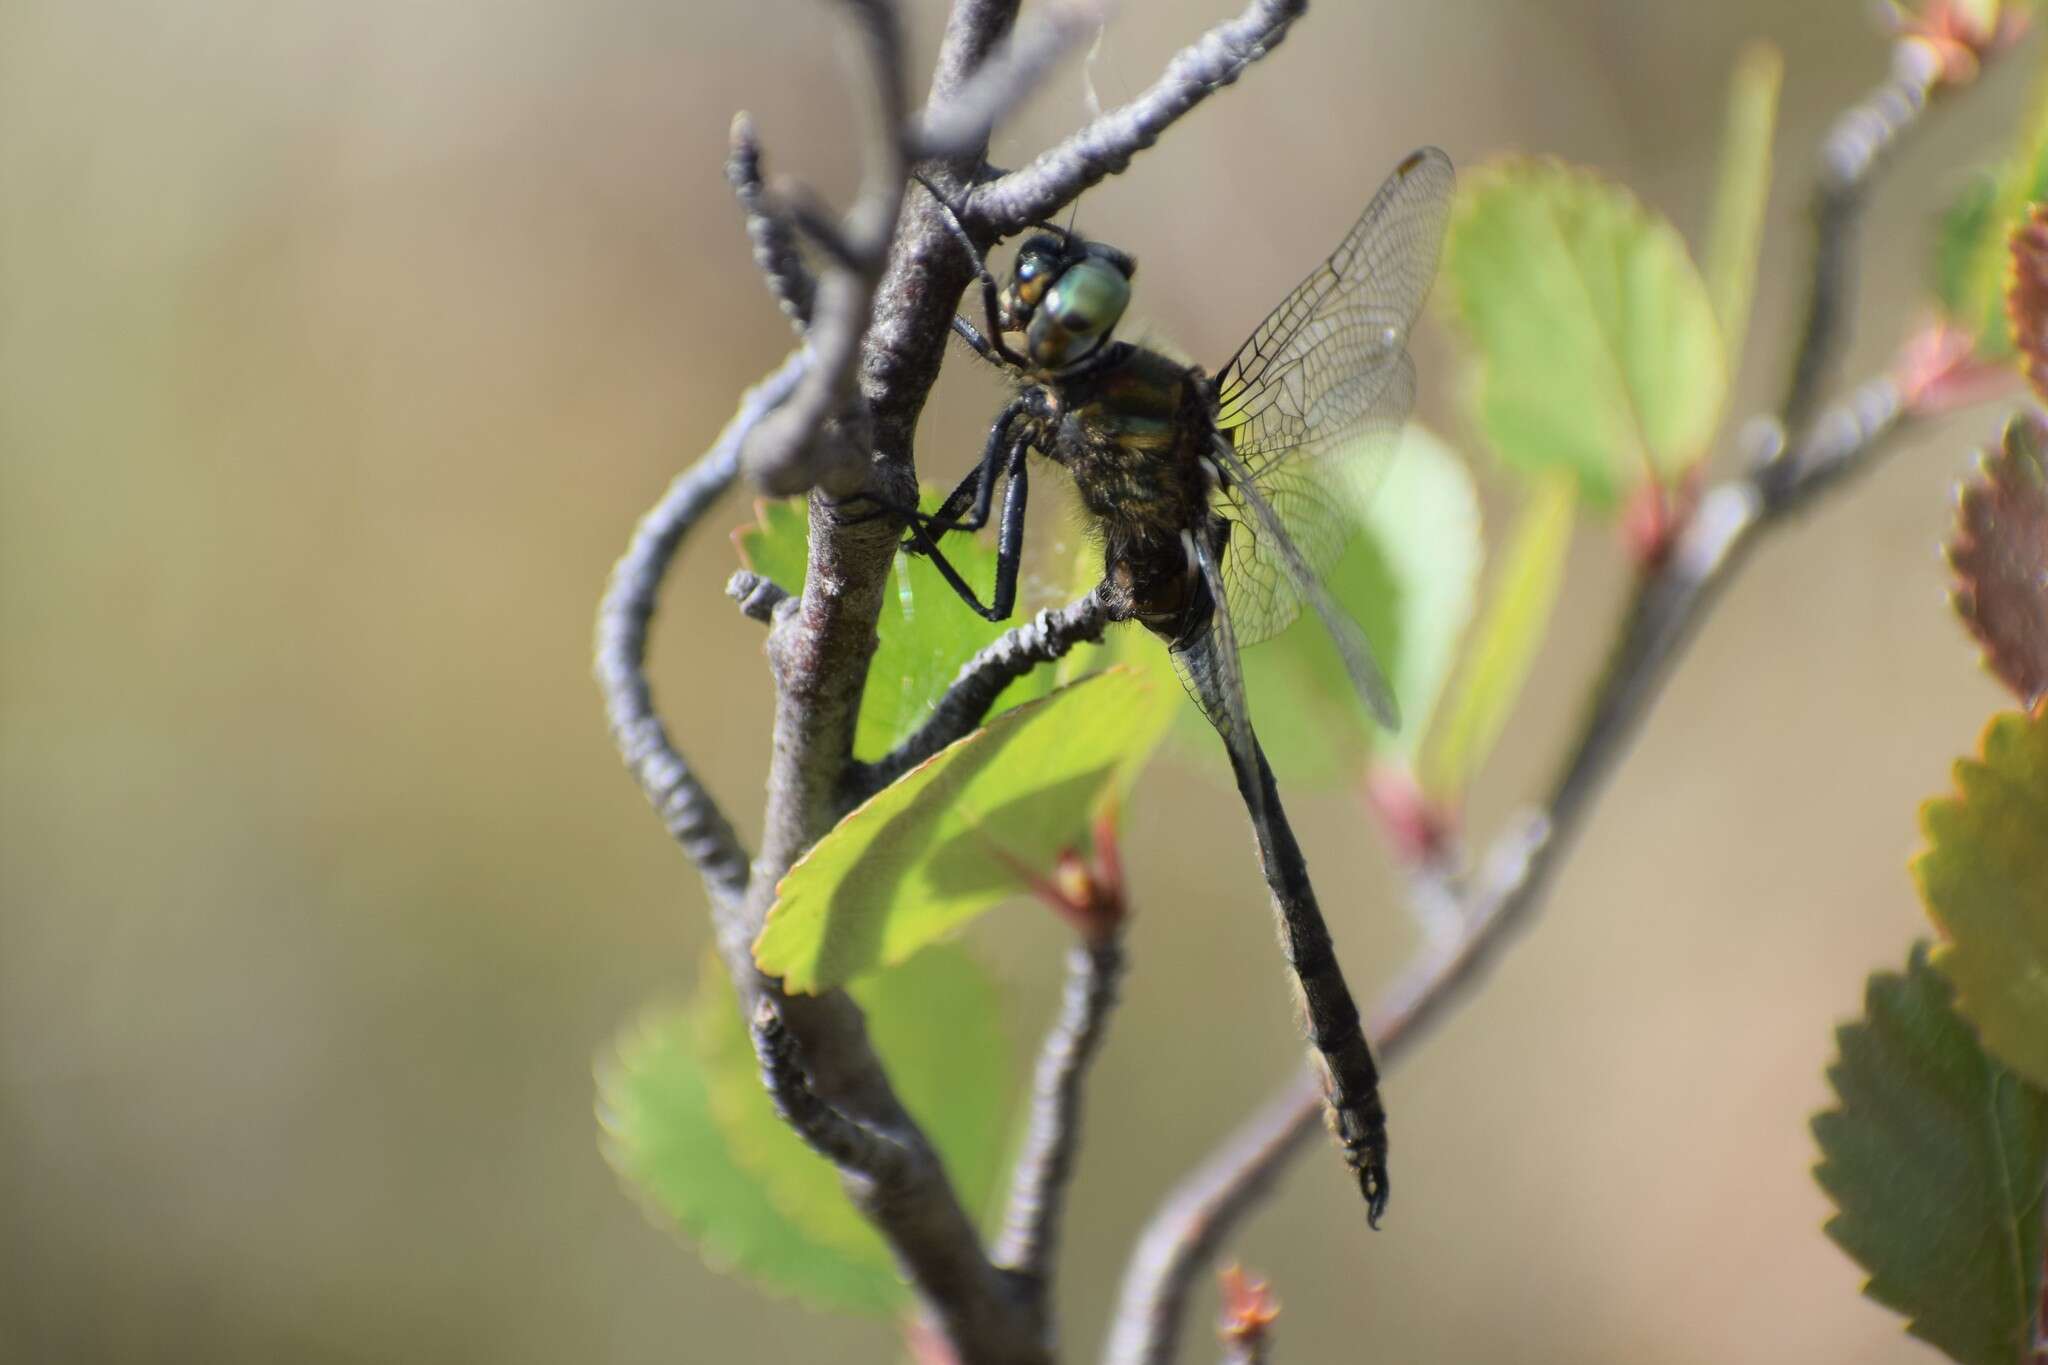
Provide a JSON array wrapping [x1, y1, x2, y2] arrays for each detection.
[[1703, 42, 1783, 373], [1442, 159, 1729, 510], [1420, 472, 1577, 804]]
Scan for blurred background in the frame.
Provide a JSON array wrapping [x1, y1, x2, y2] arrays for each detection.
[[0, 0, 2032, 1359]]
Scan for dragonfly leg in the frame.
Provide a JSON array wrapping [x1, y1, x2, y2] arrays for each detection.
[[921, 401, 1024, 540], [988, 442, 1029, 620], [950, 315, 995, 358], [902, 440, 1030, 623]]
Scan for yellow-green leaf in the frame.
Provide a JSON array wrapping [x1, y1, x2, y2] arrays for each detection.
[[1442, 158, 1728, 508], [1703, 42, 1781, 374], [1813, 943, 2048, 1365], [735, 498, 1053, 760], [1419, 472, 1576, 801], [756, 668, 1171, 992], [1917, 706, 2048, 1090]]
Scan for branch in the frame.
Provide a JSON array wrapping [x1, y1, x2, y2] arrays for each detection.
[[993, 936, 1126, 1288], [644, 0, 1324, 1356], [726, 568, 793, 624], [720, 2, 1076, 1359], [752, 996, 919, 1188], [741, 0, 1096, 496], [849, 591, 1109, 803], [727, 113, 817, 333], [966, 0, 1306, 233], [597, 351, 1015, 1357], [1779, 38, 1939, 437], [1103, 17, 1983, 1357], [909, 0, 1107, 161], [595, 349, 807, 912], [738, 0, 909, 496]]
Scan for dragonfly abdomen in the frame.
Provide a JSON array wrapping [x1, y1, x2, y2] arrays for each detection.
[[1291, 947, 1389, 1215], [1231, 736, 1391, 1224]]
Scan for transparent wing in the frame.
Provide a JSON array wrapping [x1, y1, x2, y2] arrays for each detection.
[[1208, 435, 1399, 729], [1210, 147, 1454, 648]]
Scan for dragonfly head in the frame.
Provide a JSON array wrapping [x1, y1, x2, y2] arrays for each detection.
[[1003, 233, 1135, 371]]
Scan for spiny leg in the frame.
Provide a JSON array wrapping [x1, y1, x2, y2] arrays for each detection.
[[902, 438, 1030, 622], [923, 399, 1025, 540], [826, 399, 1018, 536]]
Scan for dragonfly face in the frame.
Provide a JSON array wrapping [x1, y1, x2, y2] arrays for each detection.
[[899, 148, 1457, 1225], [1001, 233, 1136, 372]]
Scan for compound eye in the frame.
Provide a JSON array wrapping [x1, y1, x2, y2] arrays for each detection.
[[1025, 258, 1131, 368], [1042, 258, 1130, 337], [1010, 243, 1061, 310]]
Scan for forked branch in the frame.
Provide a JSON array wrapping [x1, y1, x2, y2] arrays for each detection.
[[602, 0, 1320, 1359]]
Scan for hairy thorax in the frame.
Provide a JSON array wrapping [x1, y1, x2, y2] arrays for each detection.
[[1017, 344, 1226, 644]]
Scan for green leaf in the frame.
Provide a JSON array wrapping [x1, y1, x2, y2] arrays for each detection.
[[756, 668, 1172, 992], [1442, 158, 1729, 509], [733, 497, 810, 592], [1812, 944, 2048, 1365], [1703, 42, 1781, 374], [597, 1004, 902, 1312], [1418, 472, 1575, 802], [1935, 70, 2048, 359], [598, 944, 1013, 1314], [734, 498, 1054, 760], [1917, 706, 2048, 1091], [1240, 424, 1485, 780]]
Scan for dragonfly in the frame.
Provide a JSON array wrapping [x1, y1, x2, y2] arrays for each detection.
[[854, 148, 1453, 1223]]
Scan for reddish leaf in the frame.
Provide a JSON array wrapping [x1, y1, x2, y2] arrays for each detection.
[[1950, 412, 2048, 705], [1896, 321, 2019, 416], [2010, 204, 2048, 404]]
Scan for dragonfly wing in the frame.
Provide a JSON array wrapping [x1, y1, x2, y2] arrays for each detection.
[[1209, 147, 1453, 649], [1208, 436, 1400, 729]]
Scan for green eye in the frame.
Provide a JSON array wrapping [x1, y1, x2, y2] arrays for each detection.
[[1043, 259, 1130, 337]]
